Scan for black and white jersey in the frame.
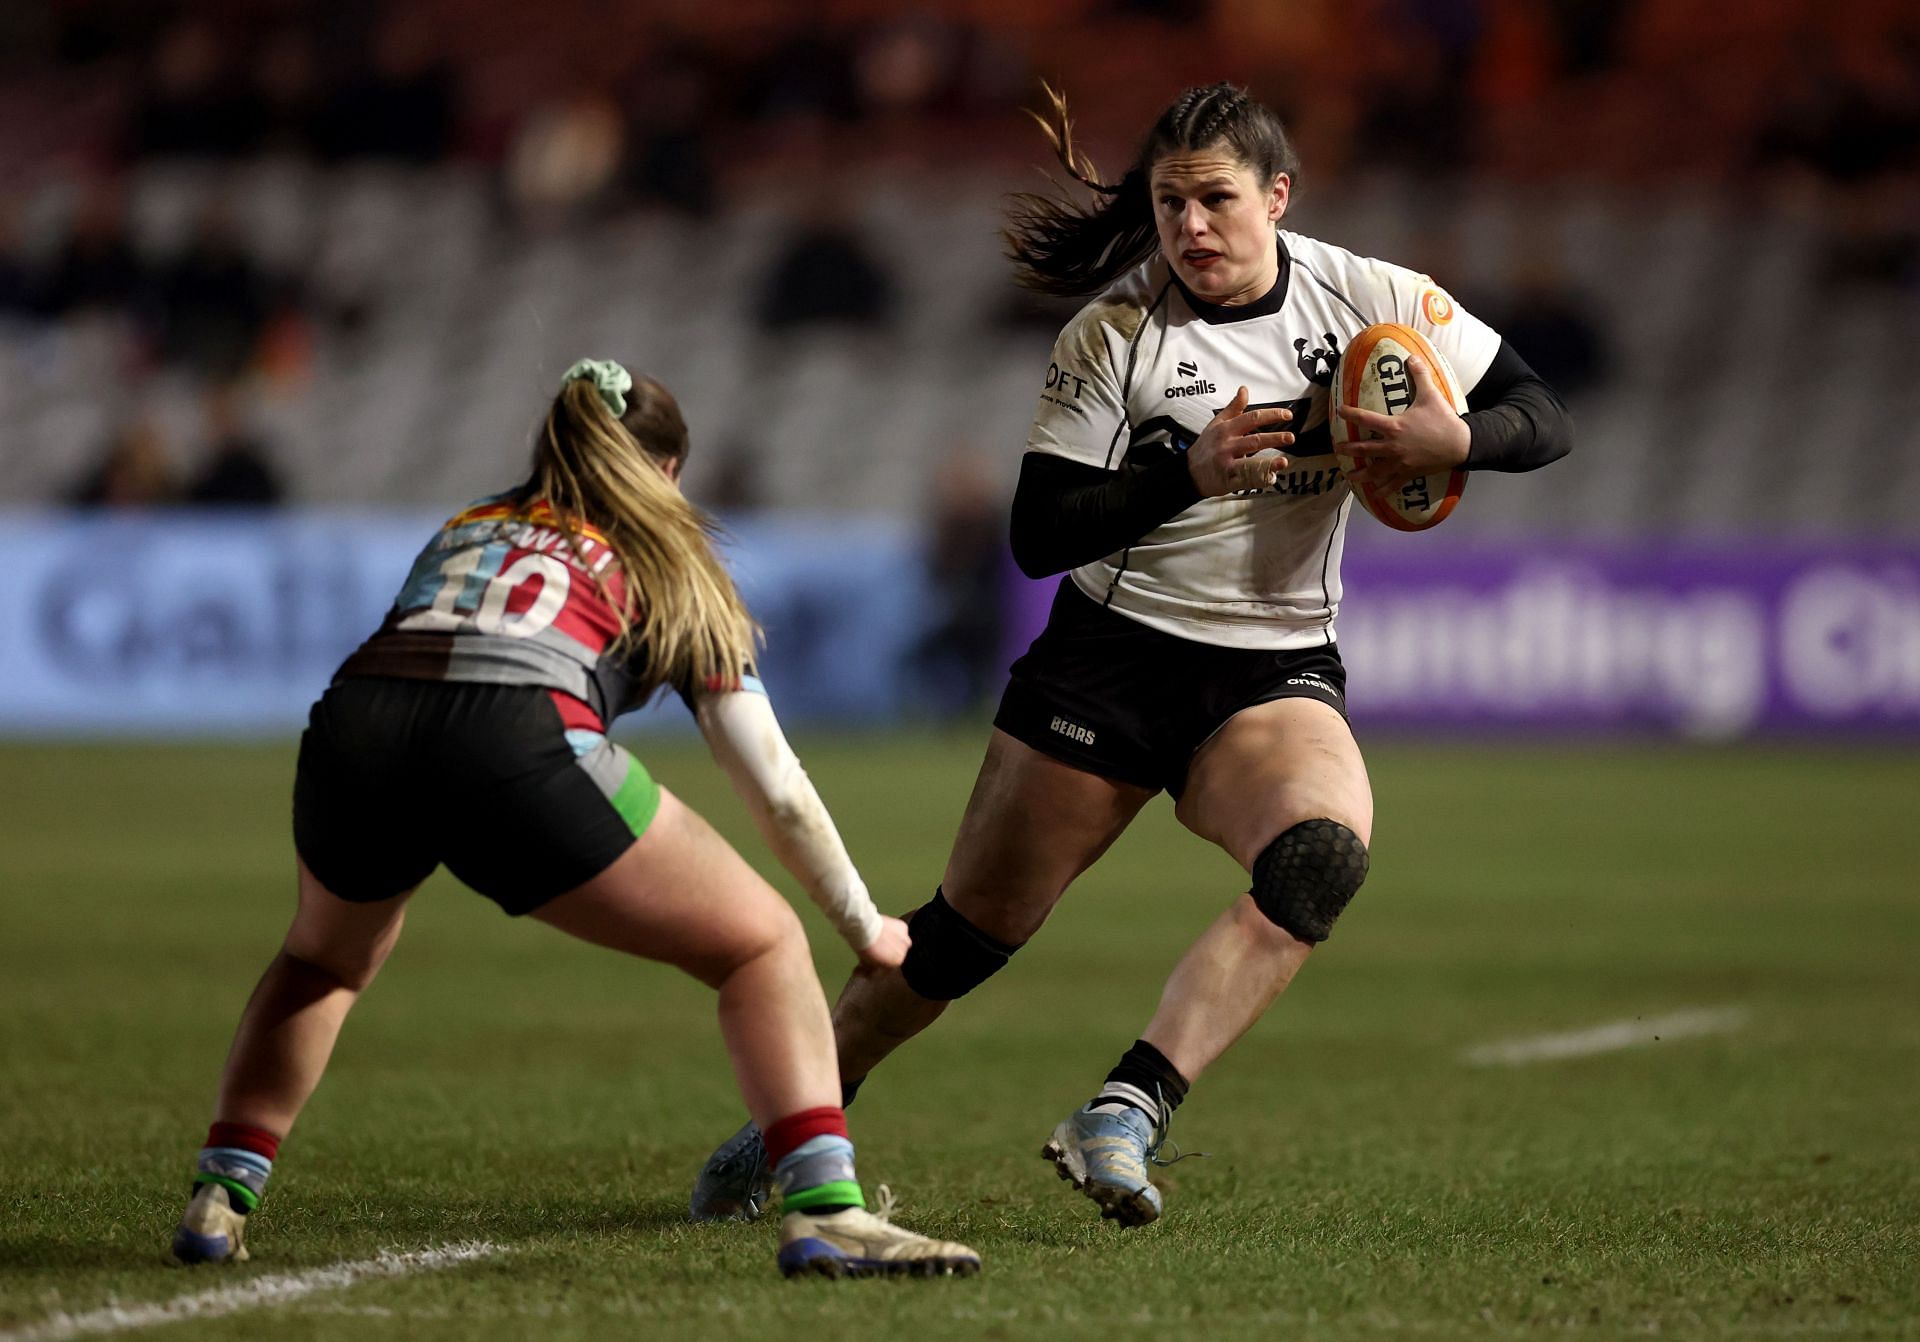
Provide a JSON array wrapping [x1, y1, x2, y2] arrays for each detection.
[[1026, 229, 1502, 649]]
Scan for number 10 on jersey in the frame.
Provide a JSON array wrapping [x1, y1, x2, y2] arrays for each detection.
[[397, 547, 572, 638]]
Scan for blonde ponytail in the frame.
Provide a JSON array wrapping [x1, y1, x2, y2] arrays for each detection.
[[528, 375, 758, 692]]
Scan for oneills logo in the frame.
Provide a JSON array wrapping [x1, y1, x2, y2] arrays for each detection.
[[1422, 288, 1455, 325]]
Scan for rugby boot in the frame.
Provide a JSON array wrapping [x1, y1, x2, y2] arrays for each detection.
[[777, 1187, 981, 1279], [170, 1182, 251, 1264], [1042, 1102, 1167, 1227], [689, 1120, 773, 1223]]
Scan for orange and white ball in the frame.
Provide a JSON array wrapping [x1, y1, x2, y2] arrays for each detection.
[[1330, 322, 1468, 531]]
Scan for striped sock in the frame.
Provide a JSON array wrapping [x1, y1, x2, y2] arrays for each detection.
[[192, 1122, 280, 1215], [1090, 1038, 1191, 1129], [765, 1106, 864, 1215]]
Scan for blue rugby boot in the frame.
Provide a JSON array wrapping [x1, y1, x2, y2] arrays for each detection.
[[170, 1183, 250, 1264], [689, 1120, 774, 1223], [1041, 1102, 1169, 1227]]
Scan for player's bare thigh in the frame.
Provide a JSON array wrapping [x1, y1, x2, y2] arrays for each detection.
[[532, 787, 804, 988], [940, 729, 1155, 943], [284, 858, 414, 991], [1174, 698, 1373, 871]]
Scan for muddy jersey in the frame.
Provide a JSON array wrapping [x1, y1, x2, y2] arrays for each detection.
[[1026, 228, 1502, 650], [337, 494, 686, 723]]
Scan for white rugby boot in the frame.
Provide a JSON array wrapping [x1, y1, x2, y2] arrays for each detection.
[[170, 1183, 251, 1264], [777, 1187, 981, 1279]]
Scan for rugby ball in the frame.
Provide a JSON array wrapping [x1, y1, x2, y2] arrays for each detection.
[[1330, 322, 1467, 531]]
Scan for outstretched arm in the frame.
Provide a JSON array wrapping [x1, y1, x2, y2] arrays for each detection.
[[693, 684, 909, 967]]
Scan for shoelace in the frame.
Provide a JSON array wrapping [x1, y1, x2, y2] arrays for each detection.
[[714, 1127, 765, 1175], [1144, 1084, 1208, 1168], [869, 1184, 898, 1223]]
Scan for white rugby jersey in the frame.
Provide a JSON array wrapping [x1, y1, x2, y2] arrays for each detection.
[[1026, 228, 1502, 649]]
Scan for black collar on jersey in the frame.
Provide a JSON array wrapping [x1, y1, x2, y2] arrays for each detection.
[[1174, 236, 1291, 324]]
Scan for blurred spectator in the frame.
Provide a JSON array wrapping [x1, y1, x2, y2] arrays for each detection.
[[131, 20, 256, 158], [68, 420, 177, 508], [624, 46, 721, 216], [1405, 0, 1488, 69], [51, 0, 166, 66], [34, 178, 144, 318], [185, 385, 284, 506], [321, 12, 456, 163], [993, 287, 1083, 336], [1754, 32, 1920, 288], [0, 204, 33, 318], [1492, 262, 1610, 402], [1098, 0, 1209, 20], [754, 198, 896, 333], [1755, 44, 1920, 186], [252, 304, 319, 390], [151, 202, 273, 378], [1354, 30, 1472, 173], [703, 440, 765, 514], [750, 29, 858, 125], [907, 452, 1007, 718], [1543, 0, 1636, 78], [253, 27, 325, 159], [853, 17, 957, 118], [506, 94, 627, 226]]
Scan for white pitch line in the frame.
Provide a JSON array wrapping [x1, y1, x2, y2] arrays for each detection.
[[1462, 1006, 1750, 1067], [0, 1241, 507, 1342]]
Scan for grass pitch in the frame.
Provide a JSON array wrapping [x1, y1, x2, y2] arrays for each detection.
[[2, 733, 1916, 1340]]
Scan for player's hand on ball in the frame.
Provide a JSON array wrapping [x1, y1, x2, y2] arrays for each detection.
[[857, 916, 912, 970], [1335, 355, 1470, 491], [1187, 385, 1293, 496]]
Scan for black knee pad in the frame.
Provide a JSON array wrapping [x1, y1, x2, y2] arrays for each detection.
[[1250, 819, 1369, 944], [898, 889, 1021, 1000]]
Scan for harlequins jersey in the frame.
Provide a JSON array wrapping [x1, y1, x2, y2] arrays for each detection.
[[1025, 228, 1502, 650], [337, 493, 664, 722]]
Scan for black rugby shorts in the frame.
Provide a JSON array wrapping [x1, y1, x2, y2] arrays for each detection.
[[994, 578, 1348, 798], [293, 678, 661, 915]]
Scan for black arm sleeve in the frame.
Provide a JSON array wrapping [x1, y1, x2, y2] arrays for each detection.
[[1461, 339, 1574, 473], [1008, 450, 1202, 579]]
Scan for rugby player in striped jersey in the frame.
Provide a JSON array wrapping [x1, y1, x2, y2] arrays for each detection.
[[170, 361, 979, 1279]]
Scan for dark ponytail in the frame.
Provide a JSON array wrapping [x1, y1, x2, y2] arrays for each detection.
[[1004, 81, 1301, 298]]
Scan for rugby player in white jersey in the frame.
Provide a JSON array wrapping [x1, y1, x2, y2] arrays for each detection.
[[692, 82, 1571, 1226]]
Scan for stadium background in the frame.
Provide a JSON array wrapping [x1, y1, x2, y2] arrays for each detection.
[[2, 2, 1916, 1339]]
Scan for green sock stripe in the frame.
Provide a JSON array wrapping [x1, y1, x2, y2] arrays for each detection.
[[783, 1180, 865, 1212], [609, 756, 661, 838], [194, 1173, 260, 1212]]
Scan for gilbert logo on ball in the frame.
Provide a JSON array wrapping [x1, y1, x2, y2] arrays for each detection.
[[1330, 322, 1468, 532]]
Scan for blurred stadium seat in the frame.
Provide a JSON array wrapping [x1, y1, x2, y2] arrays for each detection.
[[5, 168, 1913, 532], [0, 0, 1912, 533]]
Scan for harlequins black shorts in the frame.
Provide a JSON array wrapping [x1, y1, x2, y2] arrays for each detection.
[[994, 578, 1348, 798], [293, 678, 660, 915]]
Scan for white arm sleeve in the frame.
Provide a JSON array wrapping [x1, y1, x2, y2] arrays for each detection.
[[693, 687, 884, 952]]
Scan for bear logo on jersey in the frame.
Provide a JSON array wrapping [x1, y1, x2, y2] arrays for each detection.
[[1294, 334, 1341, 387]]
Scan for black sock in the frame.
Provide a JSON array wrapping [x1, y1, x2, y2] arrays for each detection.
[[1092, 1039, 1190, 1125], [840, 1075, 865, 1109]]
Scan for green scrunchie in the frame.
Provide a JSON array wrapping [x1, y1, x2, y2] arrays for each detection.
[[562, 358, 632, 417]]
